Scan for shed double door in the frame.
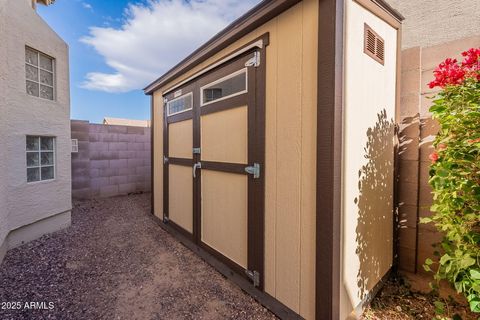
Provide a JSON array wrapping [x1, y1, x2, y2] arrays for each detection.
[[164, 51, 265, 288]]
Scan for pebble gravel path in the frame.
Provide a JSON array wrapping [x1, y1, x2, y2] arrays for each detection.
[[0, 193, 276, 320]]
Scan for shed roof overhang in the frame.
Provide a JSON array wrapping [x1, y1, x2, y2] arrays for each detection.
[[143, 0, 402, 96], [37, 0, 55, 6]]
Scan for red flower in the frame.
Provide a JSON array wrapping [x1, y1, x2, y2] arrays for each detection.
[[467, 138, 480, 144], [428, 58, 466, 89], [461, 48, 480, 81], [461, 48, 480, 69], [429, 152, 439, 163], [437, 143, 447, 151]]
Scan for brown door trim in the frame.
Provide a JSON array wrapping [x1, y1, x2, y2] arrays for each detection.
[[167, 110, 194, 124], [201, 161, 248, 175], [316, 0, 344, 319], [160, 33, 268, 293], [192, 47, 266, 288], [150, 95, 155, 215], [163, 98, 169, 222], [200, 95, 248, 116]]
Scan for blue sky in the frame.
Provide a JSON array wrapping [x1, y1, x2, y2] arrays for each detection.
[[38, 0, 260, 123]]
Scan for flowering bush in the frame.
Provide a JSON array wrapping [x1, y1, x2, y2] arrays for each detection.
[[421, 47, 480, 314]]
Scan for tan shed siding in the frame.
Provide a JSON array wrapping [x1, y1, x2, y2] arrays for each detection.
[[153, 91, 164, 219], [152, 1, 317, 317], [341, 0, 398, 318], [263, 17, 278, 299], [274, 4, 303, 311], [201, 171, 248, 268], [299, 0, 318, 317], [201, 107, 248, 164], [169, 165, 193, 232], [169, 120, 193, 159]]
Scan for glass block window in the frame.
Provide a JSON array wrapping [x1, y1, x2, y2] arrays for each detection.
[[166, 92, 193, 116], [201, 69, 247, 106], [25, 47, 55, 100], [71, 139, 78, 153], [26, 136, 55, 183]]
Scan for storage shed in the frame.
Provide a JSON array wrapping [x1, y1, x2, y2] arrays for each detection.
[[144, 0, 403, 319]]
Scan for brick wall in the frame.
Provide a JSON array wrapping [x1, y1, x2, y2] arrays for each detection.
[[71, 120, 151, 199], [397, 36, 480, 275]]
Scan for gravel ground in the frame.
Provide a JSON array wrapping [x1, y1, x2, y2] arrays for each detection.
[[0, 193, 276, 320]]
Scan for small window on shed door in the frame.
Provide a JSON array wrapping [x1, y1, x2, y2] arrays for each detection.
[[364, 24, 385, 65]]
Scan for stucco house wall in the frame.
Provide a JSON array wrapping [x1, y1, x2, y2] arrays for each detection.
[[0, 1, 8, 262], [0, 0, 71, 263], [387, 0, 480, 49]]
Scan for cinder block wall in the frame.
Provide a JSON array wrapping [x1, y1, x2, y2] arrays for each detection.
[[71, 120, 151, 199], [397, 35, 480, 275]]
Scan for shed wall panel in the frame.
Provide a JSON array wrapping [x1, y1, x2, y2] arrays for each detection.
[[341, 1, 398, 318], [274, 5, 303, 311], [168, 120, 193, 159], [169, 165, 193, 233], [201, 170, 248, 268], [200, 107, 248, 164]]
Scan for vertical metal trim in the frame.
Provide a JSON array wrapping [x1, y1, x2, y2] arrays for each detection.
[[193, 79, 202, 245], [392, 25, 403, 273], [150, 94, 155, 215], [163, 97, 169, 221], [316, 0, 344, 318]]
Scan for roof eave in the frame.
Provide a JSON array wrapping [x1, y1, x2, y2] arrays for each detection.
[[143, 0, 403, 95], [143, 0, 302, 95]]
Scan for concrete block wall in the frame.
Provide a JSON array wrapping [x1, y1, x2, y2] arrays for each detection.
[[71, 120, 151, 200], [397, 35, 480, 275]]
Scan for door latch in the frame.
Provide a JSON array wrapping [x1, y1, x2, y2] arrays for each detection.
[[193, 162, 202, 178], [193, 147, 201, 154], [245, 163, 260, 179], [245, 270, 260, 287], [163, 156, 169, 164]]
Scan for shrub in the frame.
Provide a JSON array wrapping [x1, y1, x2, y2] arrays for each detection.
[[421, 48, 480, 313]]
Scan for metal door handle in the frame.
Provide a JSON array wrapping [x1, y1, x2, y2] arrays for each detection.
[[193, 162, 201, 178]]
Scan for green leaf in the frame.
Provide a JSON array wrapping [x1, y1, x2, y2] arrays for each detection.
[[471, 269, 480, 280], [468, 297, 480, 313], [460, 255, 476, 269], [439, 254, 451, 265], [434, 300, 445, 314], [421, 217, 433, 224]]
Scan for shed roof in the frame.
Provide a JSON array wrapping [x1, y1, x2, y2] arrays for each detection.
[[143, 0, 403, 95]]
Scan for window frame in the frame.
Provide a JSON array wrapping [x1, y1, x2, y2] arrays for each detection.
[[71, 139, 79, 153], [25, 46, 55, 101], [200, 68, 248, 107], [26, 136, 56, 183], [166, 92, 193, 117]]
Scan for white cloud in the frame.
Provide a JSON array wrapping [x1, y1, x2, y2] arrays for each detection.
[[82, 2, 93, 10], [80, 0, 261, 93]]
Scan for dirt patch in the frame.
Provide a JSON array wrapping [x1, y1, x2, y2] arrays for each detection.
[[362, 276, 477, 320], [0, 194, 276, 320]]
